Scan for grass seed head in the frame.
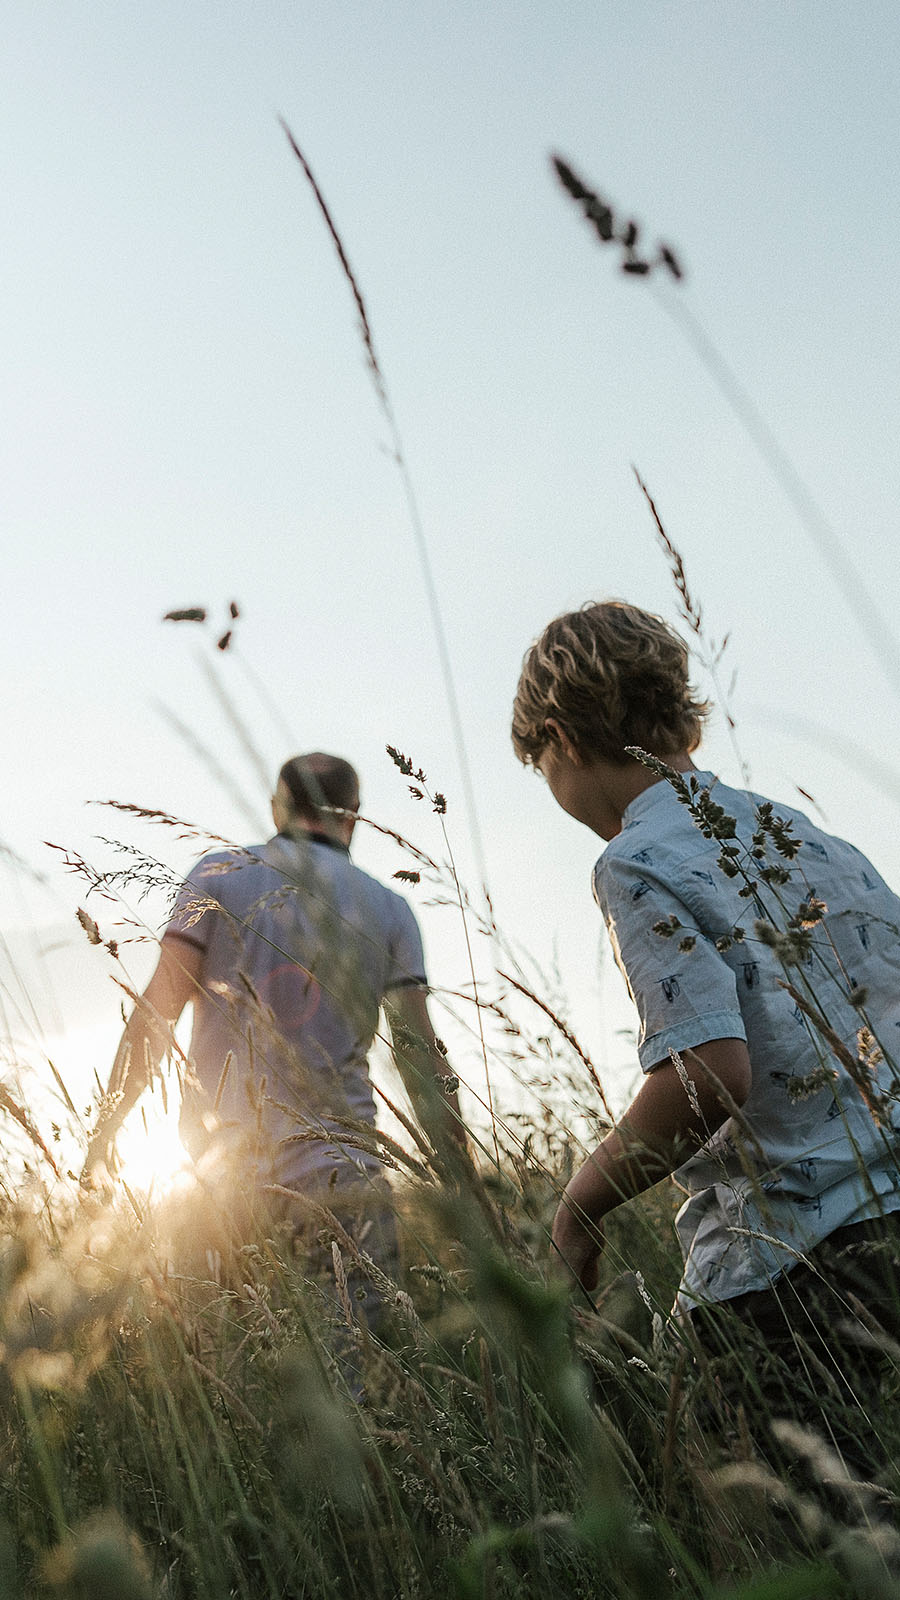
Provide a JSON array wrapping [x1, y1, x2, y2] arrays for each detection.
[[42, 1510, 152, 1600]]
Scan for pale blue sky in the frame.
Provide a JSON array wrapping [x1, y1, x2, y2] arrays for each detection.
[[3, 3, 900, 1136]]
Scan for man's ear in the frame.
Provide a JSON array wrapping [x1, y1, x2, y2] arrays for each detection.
[[544, 718, 583, 765]]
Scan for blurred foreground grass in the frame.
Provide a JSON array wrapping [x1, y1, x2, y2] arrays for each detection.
[[0, 1129, 896, 1600]]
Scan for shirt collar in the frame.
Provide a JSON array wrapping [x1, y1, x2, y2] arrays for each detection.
[[621, 769, 718, 827], [275, 829, 350, 855]]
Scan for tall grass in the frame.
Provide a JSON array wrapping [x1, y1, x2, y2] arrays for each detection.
[[2, 136, 898, 1600], [1, 780, 899, 1599]]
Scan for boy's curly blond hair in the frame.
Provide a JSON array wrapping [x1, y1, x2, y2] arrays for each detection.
[[512, 601, 710, 766]]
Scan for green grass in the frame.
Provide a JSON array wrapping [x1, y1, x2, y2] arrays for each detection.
[[7, 743, 899, 1598], [0, 1100, 896, 1600]]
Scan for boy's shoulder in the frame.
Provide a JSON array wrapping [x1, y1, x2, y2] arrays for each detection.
[[607, 770, 843, 860], [595, 769, 892, 911], [595, 769, 727, 887]]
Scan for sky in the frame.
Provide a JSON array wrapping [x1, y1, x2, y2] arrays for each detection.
[[3, 3, 900, 1175]]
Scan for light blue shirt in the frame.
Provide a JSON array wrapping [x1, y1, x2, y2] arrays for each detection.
[[594, 772, 900, 1308], [168, 833, 426, 1187]]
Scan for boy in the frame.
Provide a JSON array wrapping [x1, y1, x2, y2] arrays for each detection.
[[513, 600, 900, 1458]]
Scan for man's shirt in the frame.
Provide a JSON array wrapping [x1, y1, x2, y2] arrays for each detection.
[[167, 832, 426, 1186], [594, 772, 900, 1308]]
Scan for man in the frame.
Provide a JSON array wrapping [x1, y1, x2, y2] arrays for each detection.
[[513, 599, 900, 1468], [87, 753, 465, 1260]]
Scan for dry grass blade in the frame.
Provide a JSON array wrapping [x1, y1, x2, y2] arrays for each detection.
[[331, 1241, 357, 1329], [279, 117, 490, 905], [94, 801, 235, 848], [780, 980, 887, 1122], [633, 469, 703, 636], [656, 290, 900, 703], [185, 1353, 265, 1437], [197, 654, 273, 804], [353, 811, 442, 873], [0, 1082, 59, 1175], [150, 697, 266, 834], [0, 839, 48, 885], [498, 968, 613, 1120], [46, 1057, 80, 1121], [279, 117, 387, 407]]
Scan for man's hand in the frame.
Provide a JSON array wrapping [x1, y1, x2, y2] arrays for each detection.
[[386, 985, 471, 1163], [81, 1125, 119, 1190], [85, 936, 201, 1190]]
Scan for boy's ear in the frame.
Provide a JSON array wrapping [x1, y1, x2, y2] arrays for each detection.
[[544, 718, 583, 765]]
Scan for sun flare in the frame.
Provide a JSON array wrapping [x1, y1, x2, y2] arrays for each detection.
[[115, 1098, 192, 1198]]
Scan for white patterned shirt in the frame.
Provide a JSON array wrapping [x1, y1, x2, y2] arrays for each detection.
[[594, 771, 900, 1308]]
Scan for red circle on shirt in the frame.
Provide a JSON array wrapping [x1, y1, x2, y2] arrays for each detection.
[[256, 962, 322, 1029]]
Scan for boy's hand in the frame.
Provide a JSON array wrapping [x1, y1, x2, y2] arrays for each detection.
[[550, 1199, 605, 1293]]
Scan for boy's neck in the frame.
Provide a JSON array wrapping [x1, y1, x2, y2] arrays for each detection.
[[592, 750, 699, 840], [539, 718, 701, 841]]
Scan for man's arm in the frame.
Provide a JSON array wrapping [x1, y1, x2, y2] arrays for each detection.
[[552, 1037, 752, 1291], [84, 936, 203, 1181], [385, 985, 469, 1159]]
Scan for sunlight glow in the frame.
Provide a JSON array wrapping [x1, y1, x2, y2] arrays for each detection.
[[39, 1023, 197, 1200], [117, 1097, 193, 1197]]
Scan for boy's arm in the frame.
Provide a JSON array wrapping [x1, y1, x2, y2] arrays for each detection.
[[552, 1036, 751, 1290], [385, 985, 469, 1159], [83, 936, 203, 1182]]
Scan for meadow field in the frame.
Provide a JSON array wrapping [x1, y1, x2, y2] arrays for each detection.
[[1, 781, 899, 1600], [6, 48, 900, 1595]]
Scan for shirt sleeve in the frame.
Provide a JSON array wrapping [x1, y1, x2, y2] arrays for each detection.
[[595, 851, 747, 1072], [384, 896, 428, 990], [166, 855, 222, 954]]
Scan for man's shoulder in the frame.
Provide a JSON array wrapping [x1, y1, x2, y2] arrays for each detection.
[[188, 842, 267, 878], [271, 836, 422, 932], [329, 853, 426, 973], [346, 855, 422, 927], [178, 845, 274, 917]]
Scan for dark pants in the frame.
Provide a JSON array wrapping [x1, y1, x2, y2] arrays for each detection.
[[689, 1213, 900, 1479], [279, 1168, 401, 1399], [287, 1166, 401, 1335], [173, 1140, 401, 1346]]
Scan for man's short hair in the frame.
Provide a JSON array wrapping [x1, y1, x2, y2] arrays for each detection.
[[512, 601, 710, 766], [278, 753, 361, 821]]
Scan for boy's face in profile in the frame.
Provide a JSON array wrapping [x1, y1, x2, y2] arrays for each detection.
[[537, 728, 623, 841], [536, 741, 581, 816]]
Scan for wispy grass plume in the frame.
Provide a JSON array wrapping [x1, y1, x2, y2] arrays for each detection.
[[553, 150, 900, 702]]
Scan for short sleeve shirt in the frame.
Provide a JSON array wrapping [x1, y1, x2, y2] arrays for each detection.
[[167, 833, 426, 1185], [594, 772, 900, 1308]]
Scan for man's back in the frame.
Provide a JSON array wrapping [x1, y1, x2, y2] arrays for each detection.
[[169, 833, 426, 1183]]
